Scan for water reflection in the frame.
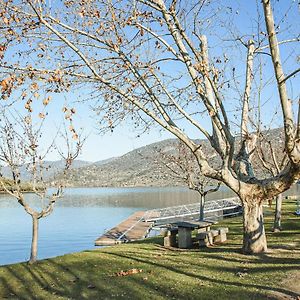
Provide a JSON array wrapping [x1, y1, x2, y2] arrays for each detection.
[[0, 186, 236, 209], [0, 185, 299, 266]]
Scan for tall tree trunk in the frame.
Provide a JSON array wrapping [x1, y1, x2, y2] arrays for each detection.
[[242, 200, 267, 254], [199, 193, 205, 221], [29, 215, 39, 264], [273, 193, 282, 232]]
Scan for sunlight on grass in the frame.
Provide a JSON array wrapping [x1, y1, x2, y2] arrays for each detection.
[[0, 200, 299, 299]]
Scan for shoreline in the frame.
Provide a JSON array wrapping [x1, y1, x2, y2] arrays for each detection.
[[0, 199, 298, 299]]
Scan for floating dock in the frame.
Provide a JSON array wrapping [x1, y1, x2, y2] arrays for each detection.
[[95, 211, 157, 246], [95, 197, 242, 246]]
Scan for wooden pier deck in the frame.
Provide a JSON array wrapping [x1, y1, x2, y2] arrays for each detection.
[[95, 211, 157, 246], [95, 197, 242, 246]]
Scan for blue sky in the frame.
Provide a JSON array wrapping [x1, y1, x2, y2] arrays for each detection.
[[1, 0, 299, 162], [59, 0, 299, 162]]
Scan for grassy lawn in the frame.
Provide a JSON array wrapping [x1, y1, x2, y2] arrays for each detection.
[[0, 200, 299, 300]]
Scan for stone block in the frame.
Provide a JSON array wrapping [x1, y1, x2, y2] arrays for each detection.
[[210, 230, 219, 237], [164, 235, 177, 247], [218, 227, 229, 234], [196, 232, 209, 239], [197, 231, 213, 247], [163, 229, 178, 247], [199, 239, 210, 247], [214, 232, 227, 243], [178, 227, 193, 249], [198, 226, 210, 233]]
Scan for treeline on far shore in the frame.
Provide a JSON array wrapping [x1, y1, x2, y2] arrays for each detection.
[[0, 178, 44, 194]]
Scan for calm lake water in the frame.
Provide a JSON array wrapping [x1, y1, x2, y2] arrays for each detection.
[[0, 186, 298, 266]]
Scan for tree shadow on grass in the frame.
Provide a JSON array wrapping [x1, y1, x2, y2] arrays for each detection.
[[201, 261, 299, 276], [0, 275, 27, 300], [103, 250, 300, 299], [1, 250, 176, 300], [202, 251, 300, 266], [130, 236, 163, 245], [0, 263, 41, 300], [1, 248, 298, 300]]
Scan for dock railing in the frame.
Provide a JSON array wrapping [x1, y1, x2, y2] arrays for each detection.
[[143, 197, 241, 223], [116, 212, 149, 242]]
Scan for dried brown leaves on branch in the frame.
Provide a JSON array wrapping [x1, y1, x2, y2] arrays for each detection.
[[0, 103, 84, 263], [0, 0, 299, 253]]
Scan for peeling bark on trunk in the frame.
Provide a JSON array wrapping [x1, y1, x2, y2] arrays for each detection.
[[273, 193, 282, 232], [199, 193, 205, 221], [29, 215, 39, 264], [242, 200, 267, 254]]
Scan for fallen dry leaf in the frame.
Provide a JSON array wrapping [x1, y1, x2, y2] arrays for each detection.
[[236, 272, 248, 278], [115, 268, 143, 277], [87, 284, 96, 289]]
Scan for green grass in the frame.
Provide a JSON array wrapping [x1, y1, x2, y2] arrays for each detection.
[[0, 200, 299, 300]]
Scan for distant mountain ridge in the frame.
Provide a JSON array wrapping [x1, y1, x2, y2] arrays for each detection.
[[1, 128, 285, 187], [51, 139, 182, 187], [1, 160, 91, 181], [52, 127, 285, 187]]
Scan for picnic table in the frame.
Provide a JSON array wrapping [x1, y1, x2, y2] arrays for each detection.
[[164, 220, 213, 249]]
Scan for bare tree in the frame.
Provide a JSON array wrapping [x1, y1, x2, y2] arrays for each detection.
[[0, 110, 83, 264], [256, 129, 288, 232], [155, 141, 220, 221], [0, 1, 299, 253]]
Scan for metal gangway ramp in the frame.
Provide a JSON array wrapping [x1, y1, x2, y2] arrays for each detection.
[[143, 197, 241, 223]]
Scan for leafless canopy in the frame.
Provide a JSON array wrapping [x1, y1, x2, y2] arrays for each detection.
[[0, 110, 83, 219], [0, 0, 299, 253]]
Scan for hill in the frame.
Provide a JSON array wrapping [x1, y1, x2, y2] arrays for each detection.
[[1, 160, 92, 182], [52, 127, 285, 187], [51, 139, 182, 187]]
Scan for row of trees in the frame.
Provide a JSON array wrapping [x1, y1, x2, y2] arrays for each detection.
[[158, 136, 285, 231], [0, 0, 299, 255]]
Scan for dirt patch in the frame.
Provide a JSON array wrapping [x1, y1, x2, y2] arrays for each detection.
[[267, 270, 300, 300], [267, 291, 299, 300], [271, 243, 300, 251], [280, 270, 300, 295]]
